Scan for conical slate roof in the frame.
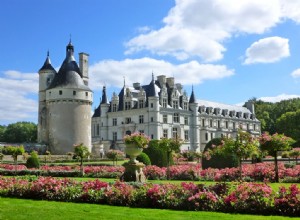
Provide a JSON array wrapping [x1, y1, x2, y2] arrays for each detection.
[[39, 51, 56, 72], [48, 41, 91, 91]]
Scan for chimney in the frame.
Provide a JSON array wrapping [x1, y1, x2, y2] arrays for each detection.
[[79, 52, 89, 86]]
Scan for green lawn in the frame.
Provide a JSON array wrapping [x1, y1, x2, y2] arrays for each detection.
[[0, 197, 298, 220]]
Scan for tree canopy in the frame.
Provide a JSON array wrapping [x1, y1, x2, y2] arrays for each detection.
[[0, 122, 37, 143]]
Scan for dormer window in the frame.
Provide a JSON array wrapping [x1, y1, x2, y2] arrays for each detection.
[[183, 102, 188, 110], [139, 100, 144, 108], [173, 100, 179, 109], [112, 103, 117, 112], [125, 101, 131, 110], [162, 98, 167, 108], [59, 90, 62, 95]]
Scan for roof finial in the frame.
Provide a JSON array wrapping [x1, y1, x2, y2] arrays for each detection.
[[123, 76, 126, 87], [47, 50, 49, 57], [69, 34, 72, 44]]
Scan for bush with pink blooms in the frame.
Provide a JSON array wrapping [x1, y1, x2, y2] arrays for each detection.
[[1, 176, 300, 216]]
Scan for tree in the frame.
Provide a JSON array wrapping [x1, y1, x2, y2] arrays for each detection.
[[106, 150, 124, 165], [4, 145, 25, 172], [210, 130, 259, 180], [3, 122, 37, 143], [0, 125, 6, 141], [159, 137, 183, 180], [259, 132, 295, 182], [74, 143, 90, 176], [289, 148, 300, 164], [276, 110, 300, 142]]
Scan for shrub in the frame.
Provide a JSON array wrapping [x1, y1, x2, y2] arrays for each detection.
[[274, 184, 300, 216], [26, 151, 40, 169], [143, 140, 170, 167], [202, 138, 238, 169], [136, 152, 151, 165]]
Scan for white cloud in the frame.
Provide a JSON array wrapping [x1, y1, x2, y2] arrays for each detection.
[[0, 71, 38, 124], [125, 0, 300, 62], [291, 68, 300, 78], [259, 94, 300, 103], [244, 37, 290, 64], [89, 57, 234, 90]]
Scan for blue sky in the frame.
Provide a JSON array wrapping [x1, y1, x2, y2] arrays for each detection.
[[1, 0, 300, 125]]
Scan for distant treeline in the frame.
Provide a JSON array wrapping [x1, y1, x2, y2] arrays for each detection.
[[0, 122, 37, 143]]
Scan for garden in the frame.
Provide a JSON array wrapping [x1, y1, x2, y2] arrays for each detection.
[[0, 132, 300, 218]]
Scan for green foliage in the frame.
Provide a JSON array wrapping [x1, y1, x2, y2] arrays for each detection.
[[3, 145, 25, 162], [276, 109, 300, 141], [254, 98, 300, 135], [143, 140, 170, 167], [2, 122, 37, 143], [136, 152, 151, 165], [202, 138, 238, 169], [0, 125, 6, 141], [26, 151, 40, 168], [259, 133, 295, 156]]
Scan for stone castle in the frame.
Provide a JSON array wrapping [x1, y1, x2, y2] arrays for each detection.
[[38, 42, 261, 154]]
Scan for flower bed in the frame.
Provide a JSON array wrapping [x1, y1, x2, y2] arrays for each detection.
[[0, 176, 299, 216], [0, 163, 299, 182]]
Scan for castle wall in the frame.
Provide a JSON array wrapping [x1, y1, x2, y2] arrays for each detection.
[[48, 100, 91, 154]]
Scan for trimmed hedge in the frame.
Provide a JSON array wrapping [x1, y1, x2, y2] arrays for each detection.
[[143, 140, 172, 167], [136, 152, 151, 165]]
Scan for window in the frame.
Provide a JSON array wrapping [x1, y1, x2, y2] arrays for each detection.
[[139, 100, 144, 108], [183, 102, 188, 110], [113, 132, 117, 141], [162, 99, 167, 108], [125, 117, 131, 124], [254, 124, 256, 131], [59, 90, 62, 95], [217, 120, 220, 128], [205, 133, 208, 141], [225, 121, 228, 129], [202, 119, 205, 127], [139, 115, 144, 124], [139, 130, 144, 134], [184, 130, 189, 141], [112, 118, 117, 126], [151, 134, 154, 139], [73, 91, 76, 95], [172, 127, 178, 138], [233, 122, 236, 129], [210, 133, 213, 140], [85, 92, 88, 96], [184, 116, 188, 125], [150, 103, 154, 108], [125, 101, 131, 110], [173, 100, 178, 109], [163, 115, 168, 123], [247, 124, 249, 130], [97, 124, 99, 136], [163, 129, 168, 138], [151, 117, 154, 122], [210, 119, 213, 127], [112, 104, 117, 112], [173, 113, 179, 123]]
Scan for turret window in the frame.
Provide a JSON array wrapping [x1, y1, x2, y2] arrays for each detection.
[[162, 99, 167, 108], [73, 91, 76, 95], [59, 90, 62, 95], [112, 104, 117, 112], [173, 101, 179, 109]]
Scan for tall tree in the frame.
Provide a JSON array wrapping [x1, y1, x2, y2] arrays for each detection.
[[0, 125, 6, 142], [276, 109, 300, 141], [3, 122, 37, 143]]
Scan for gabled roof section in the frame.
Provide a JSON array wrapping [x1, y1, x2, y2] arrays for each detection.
[[92, 105, 101, 117]]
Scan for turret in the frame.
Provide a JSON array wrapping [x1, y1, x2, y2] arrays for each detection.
[[79, 52, 89, 86]]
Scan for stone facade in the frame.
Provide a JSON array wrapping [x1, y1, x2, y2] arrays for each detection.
[[38, 42, 92, 154], [92, 75, 261, 152]]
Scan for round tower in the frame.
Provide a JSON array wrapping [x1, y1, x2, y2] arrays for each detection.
[[46, 41, 93, 154], [38, 51, 56, 143]]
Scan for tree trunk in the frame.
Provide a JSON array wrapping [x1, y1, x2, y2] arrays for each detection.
[[167, 151, 170, 180], [80, 158, 84, 177], [274, 152, 279, 183], [238, 157, 242, 181]]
